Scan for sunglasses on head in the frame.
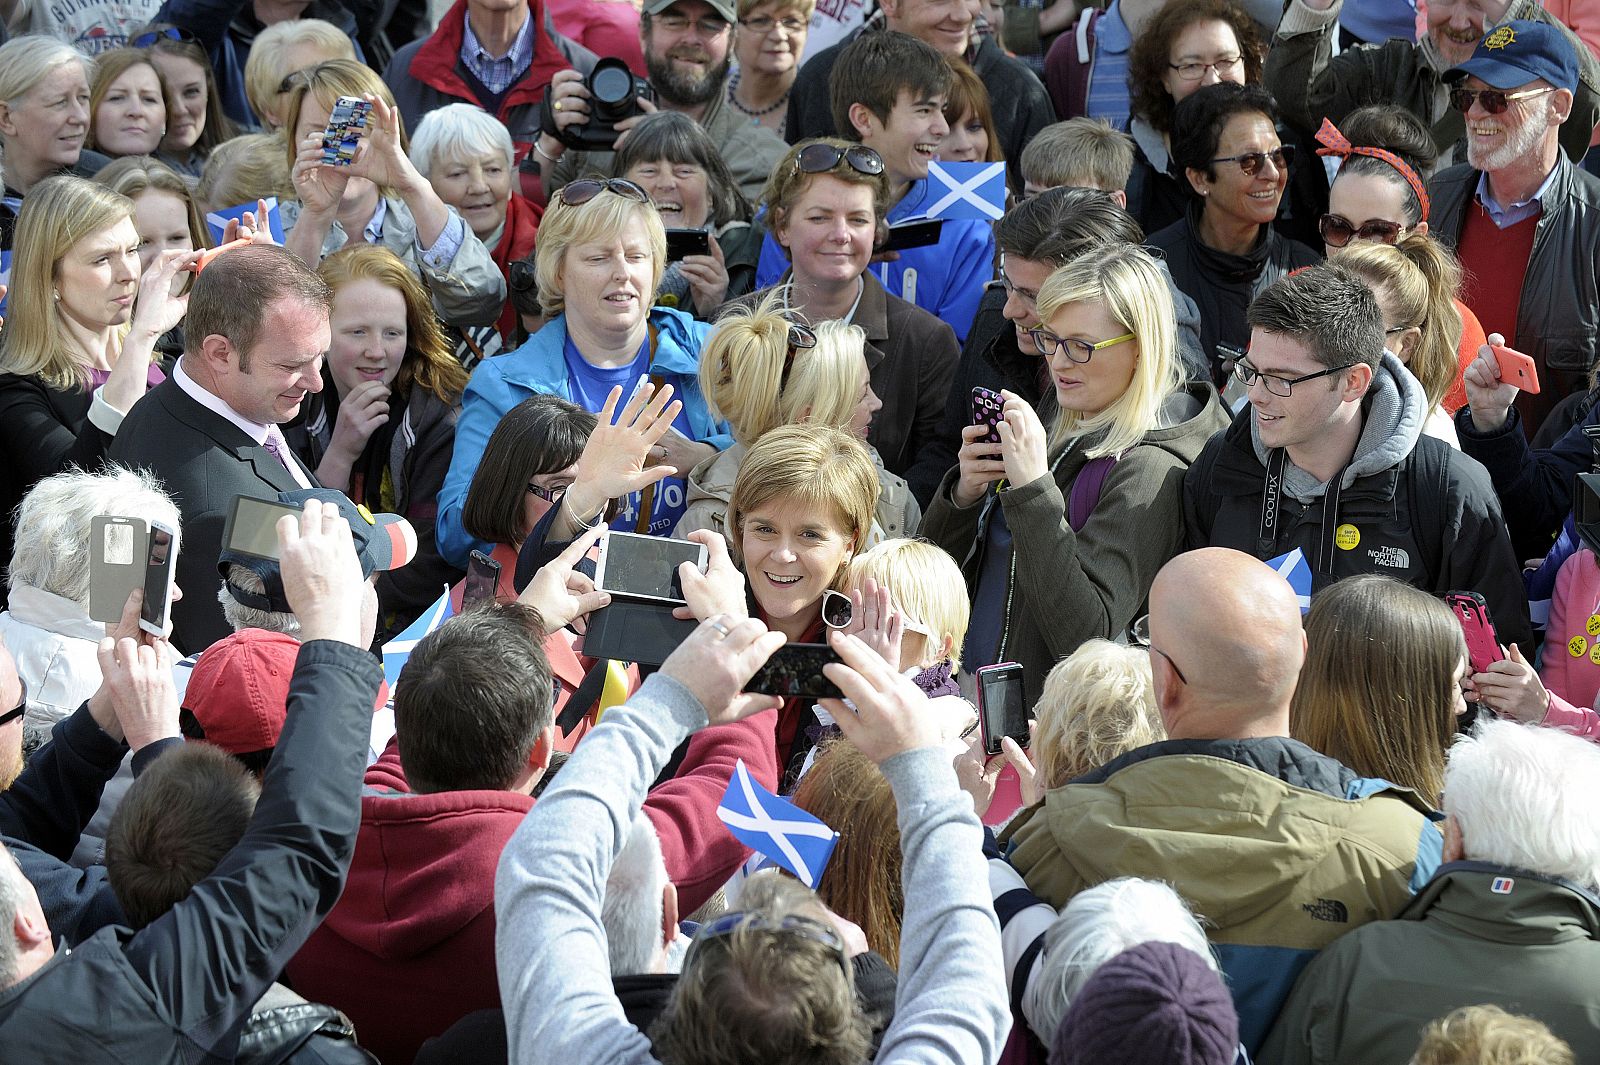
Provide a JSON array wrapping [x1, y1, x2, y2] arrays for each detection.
[[131, 25, 199, 47], [795, 142, 885, 178], [686, 911, 850, 980], [1448, 85, 1557, 115], [1209, 144, 1294, 177], [1318, 213, 1404, 248], [555, 177, 652, 208], [820, 588, 933, 636], [277, 69, 312, 95], [776, 318, 816, 391]]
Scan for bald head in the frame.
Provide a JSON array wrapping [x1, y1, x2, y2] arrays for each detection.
[[1147, 548, 1306, 739]]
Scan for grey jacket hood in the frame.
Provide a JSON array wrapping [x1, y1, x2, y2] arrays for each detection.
[[1250, 351, 1425, 502]]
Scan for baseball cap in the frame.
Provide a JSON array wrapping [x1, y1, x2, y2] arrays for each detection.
[[644, 0, 736, 25], [182, 627, 388, 754], [219, 488, 417, 614], [1445, 20, 1580, 93]]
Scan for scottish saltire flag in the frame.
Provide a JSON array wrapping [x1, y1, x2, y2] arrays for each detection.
[[1266, 548, 1313, 614], [205, 197, 285, 244], [716, 758, 839, 888], [924, 160, 1006, 221], [381, 586, 454, 688]]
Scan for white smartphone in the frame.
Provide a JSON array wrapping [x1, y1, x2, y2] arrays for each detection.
[[593, 531, 706, 605], [139, 520, 178, 637], [89, 515, 149, 624]]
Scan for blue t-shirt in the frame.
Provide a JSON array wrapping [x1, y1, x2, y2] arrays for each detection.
[[1084, 1, 1132, 128], [563, 333, 697, 535]]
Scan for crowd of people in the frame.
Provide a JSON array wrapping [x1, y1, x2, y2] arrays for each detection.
[[1, 0, 1600, 1062]]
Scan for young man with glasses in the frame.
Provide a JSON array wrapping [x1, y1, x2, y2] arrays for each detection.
[[1433, 20, 1600, 440], [1181, 262, 1532, 651], [531, 0, 789, 205]]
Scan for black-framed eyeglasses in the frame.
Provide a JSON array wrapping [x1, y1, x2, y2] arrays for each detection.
[[652, 10, 731, 36], [277, 69, 311, 95], [1233, 358, 1355, 398], [131, 25, 199, 47], [997, 254, 1039, 306], [527, 481, 570, 504], [795, 142, 884, 178], [1168, 54, 1243, 81], [1027, 328, 1136, 363], [1149, 645, 1188, 685], [556, 178, 652, 208], [1448, 85, 1556, 115], [0, 675, 27, 728], [1210, 144, 1294, 177], [740, 13, 806, 33], [1318, 212, 1404, 249], [685, 911, 850, 980]]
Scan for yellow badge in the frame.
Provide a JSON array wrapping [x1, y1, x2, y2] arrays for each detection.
[[1588, 614, 1600, 637], [1571, 635, 1589, 658], [1590, 643, 1600, 666], [1484, 25, 1516, 50], [355, 503, 377, 526], [1334, 524, 1360, 550]]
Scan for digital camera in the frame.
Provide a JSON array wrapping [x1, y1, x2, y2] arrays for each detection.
[[544, 58, 654, 152]]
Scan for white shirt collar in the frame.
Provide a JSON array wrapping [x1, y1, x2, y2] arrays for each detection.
[[173, 358, 271, 445]]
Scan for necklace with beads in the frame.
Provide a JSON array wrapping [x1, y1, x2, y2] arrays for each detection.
[[728, 70, 788, 118]]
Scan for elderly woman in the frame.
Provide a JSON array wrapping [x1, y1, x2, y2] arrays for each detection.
[[615, 110, 760, 320], [141, 25, 240, 177], [243, 17, 356, 130], [0, 38, 104, 244], [436, 177, 728, 567], [727, 0, 813, 135], [1147, 82, 1319, 383], [282, 59, 505, 332], [410, 102, 543, 358]]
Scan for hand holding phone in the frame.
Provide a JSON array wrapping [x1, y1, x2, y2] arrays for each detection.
[[747, 642, 844, 699], [464, 549, 503, 607], [322, 95, 373, 167], [1446, 591, 1503, 675], [1491, 342, 1540, 395], [970, 386, 1004, 447], [977, 661, 1029, 757]]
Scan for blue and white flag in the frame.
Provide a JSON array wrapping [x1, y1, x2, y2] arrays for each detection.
[[381, 585, 454, 688], [924, 160, 1006, 222], [1266, 547, 1313, 614], [205, 196, 285, 244], [716, 758, 839, 888]]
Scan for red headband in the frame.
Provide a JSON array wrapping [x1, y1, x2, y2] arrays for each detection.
[[1314, 117, 1431, 224]]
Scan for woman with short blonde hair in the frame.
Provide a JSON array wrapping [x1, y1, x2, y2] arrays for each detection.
[[1031, 640, 1163, 790], [923, 242, 1228, 704], [244, 18, 355, 129]]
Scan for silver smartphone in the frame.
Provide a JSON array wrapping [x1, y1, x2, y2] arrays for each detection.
[[89, 515, 149, 624], [139, 520, 178, 637], [592, 531, 706, 605]]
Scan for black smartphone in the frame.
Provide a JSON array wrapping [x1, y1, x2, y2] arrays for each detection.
[[464, 549, 502, 607], [222, 495, 304, 561], [977, 661, 1028, 757], [878, 218, 944, 252], [970, 386, 1004, 447], [139, 520, 178, 637], [594, 531, 707, 604], [665, 227, 711, 261], [747, 643, 844, 700]]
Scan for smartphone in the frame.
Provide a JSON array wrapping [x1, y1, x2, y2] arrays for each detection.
[[1576, 471, 1600, 556], [665, 228, 710, 261], [593, 531, 707, 604], [222, 495, 304, 562], [747, 642, 844, 700], [321, 95, 372, 167], [89, 515, 149, 624], [139, 520, 178, 637], [878, 218, 944, 252], [970, 386, 1004, 447], [1492, 343, 1540, 395], [977, 661, 1029, 757], [464, 549, 502, 607], [1446, 591, 1502, 675]]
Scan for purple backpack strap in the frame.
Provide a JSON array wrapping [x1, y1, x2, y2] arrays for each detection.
[[1067, 454, 1118, 532]]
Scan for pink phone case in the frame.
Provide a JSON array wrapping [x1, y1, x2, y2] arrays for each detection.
[[1447, 592, 1501, 674], [970, 387, 1004, 446]]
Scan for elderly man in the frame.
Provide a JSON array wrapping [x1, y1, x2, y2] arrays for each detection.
[[1002, 546, 1442, 1054], [1266, 0, 1600, 167], [1263, 718, 1600, 1063], [1441, 20, 1600, 440]]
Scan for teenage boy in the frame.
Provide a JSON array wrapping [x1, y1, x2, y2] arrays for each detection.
[[754, 31, 994, 343]]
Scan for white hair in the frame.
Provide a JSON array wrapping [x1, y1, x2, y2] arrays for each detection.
[[8, 466, 180, 605], [602, 812, 669, 976], [218, 564, 300, 636], [1023, 877, 1217, 1044], [0, 844, 26, 986], [0, 35, 86, 102], [1445, 719, 1600, 892], [407, 103, 515, 180]]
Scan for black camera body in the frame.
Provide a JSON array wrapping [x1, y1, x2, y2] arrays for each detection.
[[543, 58, 654, 152]]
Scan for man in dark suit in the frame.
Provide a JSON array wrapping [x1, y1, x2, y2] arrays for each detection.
[[109, 245, 331, 654]]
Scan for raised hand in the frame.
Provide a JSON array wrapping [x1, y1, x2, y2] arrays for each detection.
[[277, 499, 366, 646], [657, 615, 786, 724], [518, 523, 613, 632], [95, 632, 180, 753], [1464, 333, 1519, 433], [559, 381, 684, 527], [997, 390, 1049, 490], [838, 577, 905, 670], [673, 529, 749, 622], [821, 629, 940, 765]]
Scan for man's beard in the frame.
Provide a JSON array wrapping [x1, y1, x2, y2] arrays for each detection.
[[1467, 96, 1554, 172], [646, 45, 732, 109]]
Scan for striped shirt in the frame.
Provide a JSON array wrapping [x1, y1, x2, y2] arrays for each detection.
[[1084, 0, 1132, 129]]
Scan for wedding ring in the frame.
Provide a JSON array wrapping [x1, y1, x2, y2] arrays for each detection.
[[554, 100, 563, 112], [708, 618, 731, 638]]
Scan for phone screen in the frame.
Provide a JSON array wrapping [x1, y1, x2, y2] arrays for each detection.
[[597, 533, 704, 602], [464, 550, 502, 607], [747, 643, 844, 699], [141, 523, 176, 633], [225, 496, 304, 560], [979, 664, 1029, 756]]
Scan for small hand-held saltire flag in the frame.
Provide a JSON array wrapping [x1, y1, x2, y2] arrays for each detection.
[[716, 758, 839, 888], [924, 160, 1006, 222], [381, 586, 454, 688], [205, 197, 285, 245], [1265, 547, 1314, 614]]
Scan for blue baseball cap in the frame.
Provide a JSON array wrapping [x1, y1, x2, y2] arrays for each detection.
[[1445, 20, 1580, 93]]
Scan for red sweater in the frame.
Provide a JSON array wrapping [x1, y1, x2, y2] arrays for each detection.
[[285, 707, 778, 1064], [1457, 201, 1548, 432]]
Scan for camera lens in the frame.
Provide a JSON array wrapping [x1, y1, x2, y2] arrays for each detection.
[[591, 63, 633, 105]]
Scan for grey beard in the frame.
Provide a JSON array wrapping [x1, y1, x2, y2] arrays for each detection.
[[646, 50, 732, 108]]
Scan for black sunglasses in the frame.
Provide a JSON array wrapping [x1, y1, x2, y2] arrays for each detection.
[[132, 25, 199, 47], [1448, 85, 1556, 115], [277, 69, 312, 95], [1209, 144, 1294, 177], [777, 319, 817, 391], [0, 675, 27, 728], [795, 142, 884, 177], [556, 178, 651, 208], [1318, 212, 1404, 248]]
